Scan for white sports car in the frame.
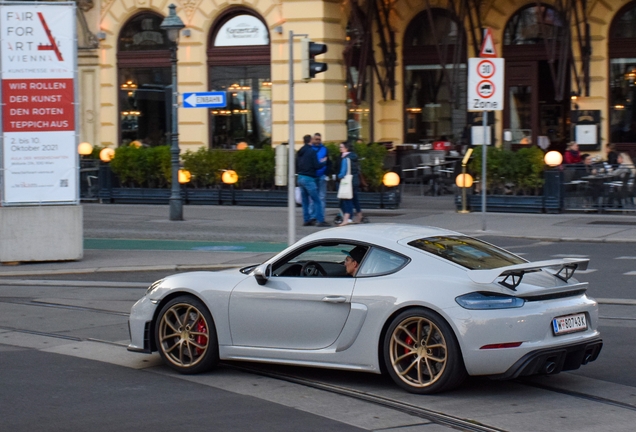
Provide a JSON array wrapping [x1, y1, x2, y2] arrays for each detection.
[[128, 224, 602, 394]]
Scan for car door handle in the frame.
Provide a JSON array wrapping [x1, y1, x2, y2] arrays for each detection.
[[322, 296, 347, 303]]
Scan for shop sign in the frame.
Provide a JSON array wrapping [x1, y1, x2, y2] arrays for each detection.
[[0, 3, 77, 205], [214, 15, 268, 46]]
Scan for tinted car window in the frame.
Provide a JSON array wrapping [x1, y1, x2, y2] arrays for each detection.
[[408, 236, 525, 270], [357, 247, 408, 276]]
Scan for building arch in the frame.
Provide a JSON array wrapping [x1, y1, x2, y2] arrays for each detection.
[[608, 1, 636, 153], [116, 10, 172, 147], [402, 8, 467, 145], [206, 7, 271, 149], [502, 3, 569, 151]]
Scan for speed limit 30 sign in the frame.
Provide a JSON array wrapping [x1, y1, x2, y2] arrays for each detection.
[[468, 58, 504, 112]]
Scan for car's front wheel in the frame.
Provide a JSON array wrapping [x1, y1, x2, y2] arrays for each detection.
[[155, 296, 219, 374], [383, 308, 466, 394]]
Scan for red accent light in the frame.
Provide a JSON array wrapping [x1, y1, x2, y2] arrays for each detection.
[[480, 342, 523, 349]]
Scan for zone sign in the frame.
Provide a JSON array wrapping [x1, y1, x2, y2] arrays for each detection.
[[468, 58, 504, 112]]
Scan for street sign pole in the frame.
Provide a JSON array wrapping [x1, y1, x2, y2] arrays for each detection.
[[288, 30, 295, 245], [468, 33, 504, 231], [482, 113, 487, 231]]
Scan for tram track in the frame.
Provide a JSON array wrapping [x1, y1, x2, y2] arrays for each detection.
[[2, 296, 636, 428]]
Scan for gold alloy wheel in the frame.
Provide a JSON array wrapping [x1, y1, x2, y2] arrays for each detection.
[[158, 303, 209, 368], [389, 316, 448, 388]]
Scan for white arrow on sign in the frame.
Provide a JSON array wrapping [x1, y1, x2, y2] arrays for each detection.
[[185, 94, 198, 107]]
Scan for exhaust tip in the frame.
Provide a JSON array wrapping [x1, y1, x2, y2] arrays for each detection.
[[543, 361, 557, 374], [582, 354, 592, 365]]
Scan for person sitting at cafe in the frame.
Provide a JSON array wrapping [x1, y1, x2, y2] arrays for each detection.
[[564, 141, 582, 164], [613, 153, 636, 179], [606, 143, 619, 169], [580, 153, 598, 176]]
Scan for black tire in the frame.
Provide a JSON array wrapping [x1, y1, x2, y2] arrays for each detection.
[[383, 308, 467, 394], [155, 296, 219, 374]]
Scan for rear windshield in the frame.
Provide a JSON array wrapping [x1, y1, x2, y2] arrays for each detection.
[[407, 236, 526, 270]]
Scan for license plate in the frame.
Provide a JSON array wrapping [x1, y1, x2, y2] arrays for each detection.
[[552, 313, 587, 335]]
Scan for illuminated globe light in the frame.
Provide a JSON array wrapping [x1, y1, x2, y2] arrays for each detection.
[[78, 142, 93, 155], [222, 170, 238, 184], [455, 173, 474, 188], [178, 169, 191, 184], [236, 142, 248, 150], [383, 172, 400, 187], [100, 147, 115, 162], [544, 151, 563, 167], [130, 140, 142, 148]]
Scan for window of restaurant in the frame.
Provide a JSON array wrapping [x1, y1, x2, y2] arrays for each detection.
[[117, 12, 172, 146], [402, 9, 467, 145], [207, 11, 271, 149], [503, 4, 569, 151], [609, 2, 636, 145], [345, 22, 373, 143]]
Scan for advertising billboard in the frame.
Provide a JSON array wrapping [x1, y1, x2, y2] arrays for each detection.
[[0, 2, 78, 205]]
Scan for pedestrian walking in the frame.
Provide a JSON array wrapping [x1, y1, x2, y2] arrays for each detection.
[[297, 134, 330, 227], [336, 141, 361, 226], [312, 133, 330, 220]]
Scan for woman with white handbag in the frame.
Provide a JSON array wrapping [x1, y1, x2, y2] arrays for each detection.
[[336, 141, 360, 226]]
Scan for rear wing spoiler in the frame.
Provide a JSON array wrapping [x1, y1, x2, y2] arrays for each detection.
[[466, 258, 589, 290]]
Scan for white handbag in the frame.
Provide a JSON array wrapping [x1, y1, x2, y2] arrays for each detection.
[[337, 158, 353, 199]]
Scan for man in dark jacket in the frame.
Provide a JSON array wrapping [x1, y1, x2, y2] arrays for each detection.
[[296, 135, 330, 227]]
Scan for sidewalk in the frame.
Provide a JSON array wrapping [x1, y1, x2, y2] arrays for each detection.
[[3, 193, 636, 276]]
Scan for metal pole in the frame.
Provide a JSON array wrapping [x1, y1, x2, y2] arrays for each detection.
[[481, 112, 487, 231], [287, 30, 296, 245], [169, 41, 183, 221]]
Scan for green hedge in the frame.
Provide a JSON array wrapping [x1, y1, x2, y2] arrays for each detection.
[[469, 146, 545, 195], [109, 142, 387, 191]]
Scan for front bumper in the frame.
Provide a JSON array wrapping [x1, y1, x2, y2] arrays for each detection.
[[127, 296, 157, 353], [491, 337, 603, 380]]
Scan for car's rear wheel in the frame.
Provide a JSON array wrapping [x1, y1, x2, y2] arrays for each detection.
[[155, 296, 219, 374], [383, 308, 466, 394]]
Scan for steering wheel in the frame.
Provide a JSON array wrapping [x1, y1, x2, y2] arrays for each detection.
[[301, 261, 327, 277]]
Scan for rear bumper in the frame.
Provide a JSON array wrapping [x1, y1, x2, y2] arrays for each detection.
[[491, 337, 603, 380]]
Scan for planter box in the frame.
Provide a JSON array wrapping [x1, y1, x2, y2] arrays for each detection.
[[468, 195, 544, 213], [101, 187, 400, 209], [111, 188, 172, 204]]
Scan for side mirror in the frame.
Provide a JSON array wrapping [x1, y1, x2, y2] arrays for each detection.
[[254, 263, 272, 285]]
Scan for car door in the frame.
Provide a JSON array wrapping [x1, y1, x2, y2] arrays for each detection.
[[228, 242, 360, 350]]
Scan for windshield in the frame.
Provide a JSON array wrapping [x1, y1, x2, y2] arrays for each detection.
[[407, 236, 526, 270]]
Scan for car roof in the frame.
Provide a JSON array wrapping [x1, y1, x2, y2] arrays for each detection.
[[297, 223, 462, 249]]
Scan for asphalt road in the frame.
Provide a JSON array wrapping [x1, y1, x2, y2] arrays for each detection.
[[2, 237, 636, 431]]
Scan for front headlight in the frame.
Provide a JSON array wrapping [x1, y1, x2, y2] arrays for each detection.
[[455, 292, 525, 310], [146, 279, 164, 296]]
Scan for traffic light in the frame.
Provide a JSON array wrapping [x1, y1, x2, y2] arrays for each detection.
[[301, 37, 328, 80]]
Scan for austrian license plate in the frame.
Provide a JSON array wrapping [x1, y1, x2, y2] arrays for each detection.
[[552, 313, 587, 335]]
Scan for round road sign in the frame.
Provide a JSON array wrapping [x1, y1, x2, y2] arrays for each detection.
[[477, 80, 495, 98], [477, 60, 496, 79]]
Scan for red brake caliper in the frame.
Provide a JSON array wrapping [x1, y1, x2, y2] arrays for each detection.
[[404, 326, 416, 355], [195, 319, 208, 355]]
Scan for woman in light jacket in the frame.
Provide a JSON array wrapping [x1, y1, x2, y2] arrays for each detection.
[[337, 142, 360, 226]]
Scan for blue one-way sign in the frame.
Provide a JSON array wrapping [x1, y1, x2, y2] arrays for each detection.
[[183, 91, 227, 108]]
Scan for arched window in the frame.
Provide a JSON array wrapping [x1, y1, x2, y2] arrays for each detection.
[[207, 10, 271, 148], [504, 4, 563, 46], [502, 4, 569, 150], [609, 2, 636, 145], [345, 16, 373, 143], [402, 9, 467, 145], [117, 12, 172, 147]]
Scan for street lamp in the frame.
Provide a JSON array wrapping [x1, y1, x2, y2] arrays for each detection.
[[161, 4, 185, 221]]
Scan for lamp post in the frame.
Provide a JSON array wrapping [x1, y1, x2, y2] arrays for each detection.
[[160, 4, 185, 221]]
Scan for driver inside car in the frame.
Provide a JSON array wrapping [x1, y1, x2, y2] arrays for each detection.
[[343, 246, 367, 277]]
